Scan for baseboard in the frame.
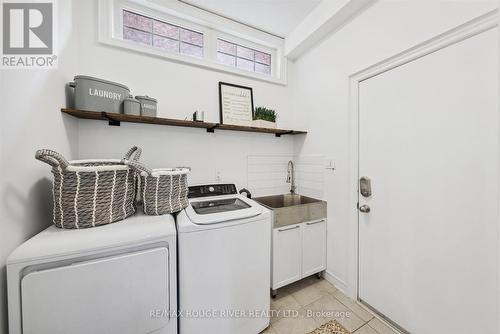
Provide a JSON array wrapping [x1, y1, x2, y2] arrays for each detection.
[[324, 270, 348, 293]]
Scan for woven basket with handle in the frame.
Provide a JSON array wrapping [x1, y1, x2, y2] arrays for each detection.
[[127, 161, 189, 216], [35, 146, 142, 229]]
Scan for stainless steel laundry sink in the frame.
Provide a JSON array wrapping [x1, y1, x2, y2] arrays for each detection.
[[253, 194, 320, 208], [255, 194, 327, 228]]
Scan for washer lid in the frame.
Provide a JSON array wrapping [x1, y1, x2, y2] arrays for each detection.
[[7, 212, 176, 265], [185, 195, 263, 225]]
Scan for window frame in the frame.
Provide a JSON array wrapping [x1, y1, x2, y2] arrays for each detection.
[[121, 9, 205, 59], [99, 0, 286, 85], [214, 33, 275, 77]]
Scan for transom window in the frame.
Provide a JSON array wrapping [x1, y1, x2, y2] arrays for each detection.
[[106, 4, 284, 83], [123, 10, 203, 58], [217, 39, 271, 75]]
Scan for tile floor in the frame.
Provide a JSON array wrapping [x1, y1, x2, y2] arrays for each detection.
[[262, 276, 399, 334]]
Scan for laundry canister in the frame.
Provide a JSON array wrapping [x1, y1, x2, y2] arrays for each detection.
[[124, 96, 141, 116], [69, 75, 130, 113], [135, 95, 157, 117]]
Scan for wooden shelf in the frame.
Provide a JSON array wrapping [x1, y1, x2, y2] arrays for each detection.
[[61, 109, 307, 137]]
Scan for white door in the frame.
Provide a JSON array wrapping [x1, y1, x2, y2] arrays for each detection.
[[358, 27, 498, 334]]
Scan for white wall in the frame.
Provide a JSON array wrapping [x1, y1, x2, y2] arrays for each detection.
[[289, 0, 498, 293], [74, 0, 295, 188], [0, 2, 79, 332]]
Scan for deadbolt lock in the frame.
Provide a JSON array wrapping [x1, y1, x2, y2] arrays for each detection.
[[360, 176, 372, 197]]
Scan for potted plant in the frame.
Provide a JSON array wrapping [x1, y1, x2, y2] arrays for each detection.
[[253, 107, 277, 129]]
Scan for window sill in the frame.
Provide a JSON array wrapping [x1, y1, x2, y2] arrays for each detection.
[[98, 35, 288, 86]]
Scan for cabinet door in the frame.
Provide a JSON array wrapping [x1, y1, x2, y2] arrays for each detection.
[[302, 219, 327, 277], [272, 224, 302, 289]]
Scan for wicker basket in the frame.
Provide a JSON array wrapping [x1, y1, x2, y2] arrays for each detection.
[[127, 161, 189, 215], [35, 147, 142, 229]]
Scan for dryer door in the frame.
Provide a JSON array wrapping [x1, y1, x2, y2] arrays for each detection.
[[21, 247, 170, 334]]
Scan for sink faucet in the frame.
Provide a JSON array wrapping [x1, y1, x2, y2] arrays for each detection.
[[286, 160, 296, 194]]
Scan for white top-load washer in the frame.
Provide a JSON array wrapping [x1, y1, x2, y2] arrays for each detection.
[[7, 213, 177, 334], [176, 184, 271, 334]]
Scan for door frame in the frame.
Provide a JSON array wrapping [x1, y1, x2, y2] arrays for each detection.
[[346, 9, 498, 303]]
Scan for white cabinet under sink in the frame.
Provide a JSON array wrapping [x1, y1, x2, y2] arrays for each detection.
[[302, 220, 327, 277], [273, 224, 302, 288], [272, 219, 327, 291]]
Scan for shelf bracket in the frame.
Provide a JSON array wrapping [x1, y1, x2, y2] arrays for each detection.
[[102, 112, 120, 126], [206, 125, 218, 133], [276, 131, 293, 137]]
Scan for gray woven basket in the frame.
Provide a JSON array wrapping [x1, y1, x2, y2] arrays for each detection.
[[127, 161, 189, 215], [35, 147, 142, 229]]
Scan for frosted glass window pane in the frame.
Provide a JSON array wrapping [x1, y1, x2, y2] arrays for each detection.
[[237, 57, 254, 71], [180, 29, 203, 47], [181, 43, 203, 58], [216, 39, 272, 76], [255, 51, 271, 65], [123, 27, 152, 46], [217, 52, 236, 67], [123, 10, 205, 60], [123, 11, 152, 32], [237, 45, 254, 60], [153, 21, 179, 39], [255, 62, 271, 75], [153, 35, 179, 53], [122, 10, 279, 74], [217, 40, 236, 55]]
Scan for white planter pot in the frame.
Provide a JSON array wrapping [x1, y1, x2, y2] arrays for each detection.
[[252, 120, 277, 129]]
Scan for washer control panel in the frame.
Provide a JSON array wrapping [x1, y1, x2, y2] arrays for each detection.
[[188, 184, 237, 198]]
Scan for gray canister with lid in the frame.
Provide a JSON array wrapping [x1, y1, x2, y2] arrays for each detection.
[[69, 75, 130, 113], [123, 95, 141, 116], [135, 95, 157, 117]]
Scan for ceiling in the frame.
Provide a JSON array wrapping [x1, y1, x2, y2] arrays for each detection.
[[179, 0, 322, 37]]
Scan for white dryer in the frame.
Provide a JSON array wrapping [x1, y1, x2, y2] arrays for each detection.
[[177, 184, 271, 334], [7, 213, 177, 334]]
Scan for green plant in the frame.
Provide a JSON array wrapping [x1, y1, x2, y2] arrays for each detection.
[[254, 107, 277, 122]]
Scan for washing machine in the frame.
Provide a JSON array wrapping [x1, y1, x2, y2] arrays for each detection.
[[176, 184, 271, 334], [7, 213, 177, 334]]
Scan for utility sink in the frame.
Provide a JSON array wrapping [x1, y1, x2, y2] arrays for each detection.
[[255, 194, 321, 208], [255, 194, 327, 228]]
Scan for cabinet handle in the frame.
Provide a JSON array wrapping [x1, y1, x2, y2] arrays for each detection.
[[277, 225, 300, 232], [306, 219, 325, 226]]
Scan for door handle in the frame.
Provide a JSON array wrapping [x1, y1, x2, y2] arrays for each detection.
[[359, 205, 371, 213], [306, 219, 325, 225], [277, 225, 300, 232]]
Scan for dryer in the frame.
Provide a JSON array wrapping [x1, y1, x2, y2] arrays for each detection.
[[7, 213, 177, 334]]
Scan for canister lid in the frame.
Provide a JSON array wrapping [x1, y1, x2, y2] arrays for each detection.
[[135, 95, 157, 103], [73, 75, 130, 91], [123, 94, 140, 103], [124, 95, 140, 103]]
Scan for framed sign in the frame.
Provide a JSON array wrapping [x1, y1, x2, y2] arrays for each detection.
[[219, 82, 254, 126]]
